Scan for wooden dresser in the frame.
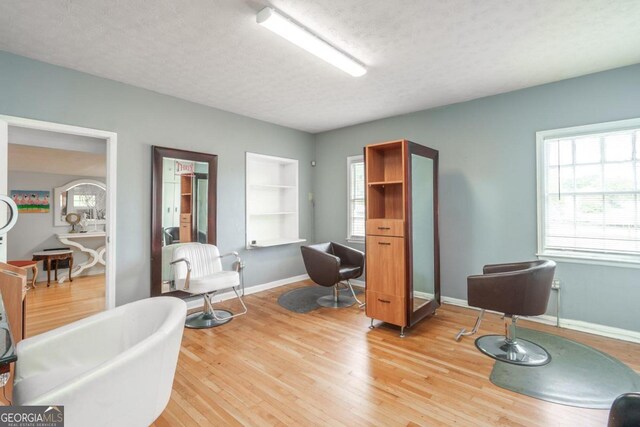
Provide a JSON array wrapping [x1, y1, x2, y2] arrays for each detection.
[[365, 140, 440, 337]]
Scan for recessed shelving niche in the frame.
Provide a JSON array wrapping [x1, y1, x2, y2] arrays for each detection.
[[246, 152, 305, 249]]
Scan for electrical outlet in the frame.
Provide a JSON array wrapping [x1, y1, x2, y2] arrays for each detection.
[[552, 279, 561, 290]]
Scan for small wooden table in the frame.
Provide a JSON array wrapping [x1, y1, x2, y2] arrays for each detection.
[[32, 250, 74, 286]]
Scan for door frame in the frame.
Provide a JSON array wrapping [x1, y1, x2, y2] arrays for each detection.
[[0, 115, 117, 309]]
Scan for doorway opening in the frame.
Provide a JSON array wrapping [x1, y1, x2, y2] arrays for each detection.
[[0, 116, 117, 337]]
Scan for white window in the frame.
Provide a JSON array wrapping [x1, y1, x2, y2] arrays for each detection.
[[536, 118, 640, 266], [347, 155, 365, 241], [73, 194, 95, 209]]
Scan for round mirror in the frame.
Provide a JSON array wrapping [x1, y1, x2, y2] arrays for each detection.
[[65, 212, 82, 225], [0, 195, 19, 236]]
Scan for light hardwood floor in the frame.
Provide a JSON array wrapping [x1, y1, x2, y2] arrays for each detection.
[[25, 274, 105, 337], [151, 280, 640, 427]]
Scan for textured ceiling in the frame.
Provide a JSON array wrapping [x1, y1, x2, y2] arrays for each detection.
[[1, 1, 639, 133]]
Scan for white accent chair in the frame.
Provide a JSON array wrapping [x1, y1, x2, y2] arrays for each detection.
[[13, 297, 187, 427], [171, 243, 247, 328]]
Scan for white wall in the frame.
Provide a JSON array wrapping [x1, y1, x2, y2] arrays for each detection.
[[7, 171, 106, 281]]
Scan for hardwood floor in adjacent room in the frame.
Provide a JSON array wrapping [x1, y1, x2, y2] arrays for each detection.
[[25, 274, 105, 337], [152, 280, 640, 427]]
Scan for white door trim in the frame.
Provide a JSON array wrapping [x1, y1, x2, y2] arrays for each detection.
[[0, 120, 8, 262], [0, 115, 117, 310]]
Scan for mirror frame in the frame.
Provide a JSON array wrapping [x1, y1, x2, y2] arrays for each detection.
[[53, 179, 106, 227], [406, 141, 440, 327], [151, 146, 218, 298], [0, 195, 19, 236]]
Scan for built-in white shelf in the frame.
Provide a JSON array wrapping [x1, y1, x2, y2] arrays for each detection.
[[250, 184, 296, 189], [246, 152, 304, 249], [249, 212, 296, 216], [249, 238, 307, 248]]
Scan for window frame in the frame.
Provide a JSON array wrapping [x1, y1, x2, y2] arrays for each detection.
[[536, 117, 640, 268], [347, 154, 365, 243]]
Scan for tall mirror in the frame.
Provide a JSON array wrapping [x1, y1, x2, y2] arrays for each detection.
[[151, 146, 217, 297], [408, 143, 440, 324], [411, 154, 435, 310]]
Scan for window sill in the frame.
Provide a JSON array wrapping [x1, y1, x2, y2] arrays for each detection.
[[346, 237, 365, 244], [537, 252, 640, 269]]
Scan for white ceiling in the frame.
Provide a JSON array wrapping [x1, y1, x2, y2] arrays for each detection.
[[8, 144, 106, 177], [1, 1, 639, 133]]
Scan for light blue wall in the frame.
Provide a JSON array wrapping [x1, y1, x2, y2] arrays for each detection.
[[3, 50, 639, 331], [0, 51, 315, 305], [314, 64, 640, 332]]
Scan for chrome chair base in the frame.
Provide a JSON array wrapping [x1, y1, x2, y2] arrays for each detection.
[[317, 294, 356, 308], [475, 335, 551, 366], [455, 309, 485, 341], [185, 309, 232, 329]]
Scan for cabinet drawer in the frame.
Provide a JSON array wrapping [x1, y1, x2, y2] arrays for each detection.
[[366, 219, 404, 237], [180, 213, 191, 223], [366, 235, 405, 296], [366, 291, 406, 326]]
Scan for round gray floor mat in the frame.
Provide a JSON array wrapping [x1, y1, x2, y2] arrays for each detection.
[[277, 285, 362, 313], [489, 328, 640, 409]]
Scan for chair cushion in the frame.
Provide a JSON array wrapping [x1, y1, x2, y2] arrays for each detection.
[[7, 260, 37, 267], [339, 264, 361, 280], [14, 364, 93, 404], [183, 271, 239, 294]]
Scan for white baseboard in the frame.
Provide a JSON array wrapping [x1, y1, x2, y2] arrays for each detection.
[[186, 274, 310, 310], [351, 279, 365, 288], [442, 296, 640, 344]]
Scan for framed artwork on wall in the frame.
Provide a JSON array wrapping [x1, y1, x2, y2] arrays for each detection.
[[10, 190, 50, 213]]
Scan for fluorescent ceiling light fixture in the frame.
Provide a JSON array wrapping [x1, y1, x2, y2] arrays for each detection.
[[257, 7, 367, 77]]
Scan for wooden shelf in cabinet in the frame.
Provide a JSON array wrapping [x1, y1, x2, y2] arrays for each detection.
[[367, 180, 403, 186]]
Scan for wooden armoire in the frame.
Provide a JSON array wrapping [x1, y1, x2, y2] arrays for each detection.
[[364, 139, 440, 337]]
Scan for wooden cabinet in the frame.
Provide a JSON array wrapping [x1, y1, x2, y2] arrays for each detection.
[[0, 262, 27, 404], [179, 175, 193, 242], [365, 140, 440, 337]]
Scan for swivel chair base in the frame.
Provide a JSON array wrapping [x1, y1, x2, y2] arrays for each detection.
[[317, 285, 356, 308], [475, 335, 551, 366], [185, 309, 232, 329]]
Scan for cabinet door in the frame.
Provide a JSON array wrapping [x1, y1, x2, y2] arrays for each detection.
[[173, 183, 181, 226], [180, 222, 192, 242], [366, 235, 405, 296], [162, 183, 175, 228]]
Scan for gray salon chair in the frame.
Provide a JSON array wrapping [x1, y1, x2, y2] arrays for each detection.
[[300, 242, 364, 309], [164, 227, 180, 245], [455, 260, 556, 366], [609, 393, 640, 427]]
